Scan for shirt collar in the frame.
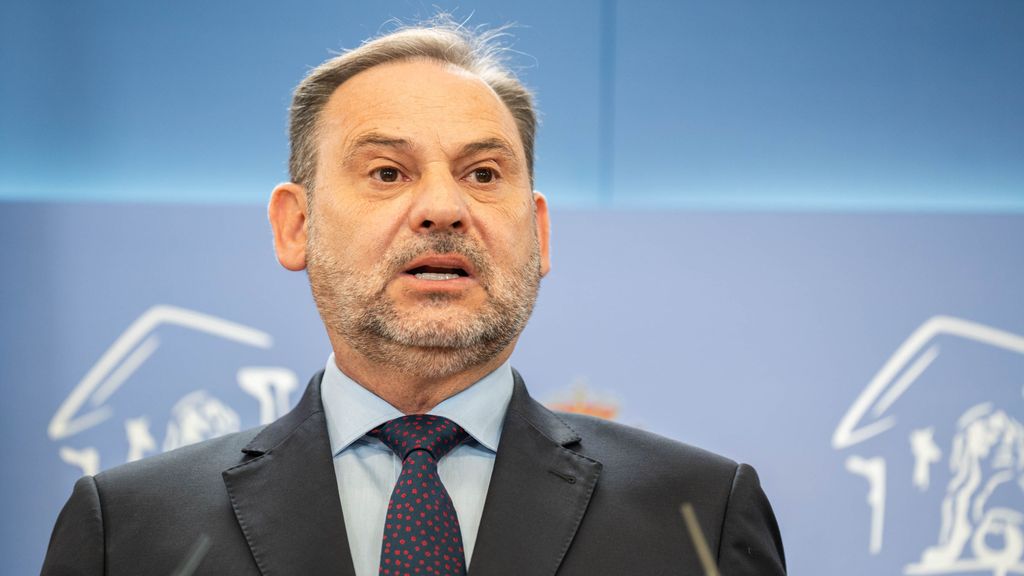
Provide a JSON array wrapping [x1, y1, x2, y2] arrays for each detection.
[[320, 353, 514, 456]]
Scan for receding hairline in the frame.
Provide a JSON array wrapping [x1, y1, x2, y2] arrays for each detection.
[[320, 57, 529, 165], [322, 54, 520, 113]]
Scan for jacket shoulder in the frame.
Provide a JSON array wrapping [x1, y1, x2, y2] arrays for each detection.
[[553, 411, 742, 514], [45, 427, 267, 575], [557, 411, 738, 474], [93, 425, 265, 510], [101, 425, 262, 479]]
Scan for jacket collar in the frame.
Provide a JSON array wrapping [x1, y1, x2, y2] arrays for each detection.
[[468, 369, 603, 575], [223, 371, 356, 576], [221, 368, 602, 576]]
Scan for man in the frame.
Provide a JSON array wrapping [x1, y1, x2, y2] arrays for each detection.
[[42, 21, 786, 576]]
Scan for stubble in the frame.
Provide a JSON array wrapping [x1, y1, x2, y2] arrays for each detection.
[[306, 223, 541, 379]]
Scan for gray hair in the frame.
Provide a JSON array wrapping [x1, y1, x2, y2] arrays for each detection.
[[288, 18, 537, 192]]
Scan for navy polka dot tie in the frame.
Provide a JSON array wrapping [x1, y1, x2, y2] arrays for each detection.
[[370, 415, 469, 576]]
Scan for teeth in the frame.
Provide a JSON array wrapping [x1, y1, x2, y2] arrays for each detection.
[[415, 272, 461, 281]]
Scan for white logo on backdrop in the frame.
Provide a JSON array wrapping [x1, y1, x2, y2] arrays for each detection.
[[49, 305, 298, 475], [833, 316, 1024, 576]]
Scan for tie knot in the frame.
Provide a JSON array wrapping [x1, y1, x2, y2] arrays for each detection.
[[371, 415, 468, 461]]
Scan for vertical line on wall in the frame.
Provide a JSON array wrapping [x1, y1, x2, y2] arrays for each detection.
[[598, 0, 617, 205]]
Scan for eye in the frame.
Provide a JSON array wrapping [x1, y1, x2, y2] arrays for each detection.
[[469, 167, 496, 184], [372, 166, 402, 183]]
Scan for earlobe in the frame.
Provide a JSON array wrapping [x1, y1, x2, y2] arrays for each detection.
[[268, 182, 309, 271], [533, 191, 552, 276]]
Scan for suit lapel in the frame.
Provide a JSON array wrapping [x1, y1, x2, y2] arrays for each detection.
[[469, 371, 602, 576], [222, 371, 356, 576]]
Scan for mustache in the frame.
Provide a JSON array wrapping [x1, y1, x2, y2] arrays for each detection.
[[384, 232, 490, 278]]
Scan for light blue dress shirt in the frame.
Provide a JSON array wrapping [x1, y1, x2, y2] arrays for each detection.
[[320, 354, 514, 576]]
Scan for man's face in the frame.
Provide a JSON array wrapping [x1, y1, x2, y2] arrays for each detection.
[[301, 59, 550, 378]]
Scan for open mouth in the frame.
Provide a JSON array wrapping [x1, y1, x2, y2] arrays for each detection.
[[402, 254, 475, 282], [405, 265, 471, 281]]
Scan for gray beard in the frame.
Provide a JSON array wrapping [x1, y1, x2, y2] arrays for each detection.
[[307, 229, 541, 379]]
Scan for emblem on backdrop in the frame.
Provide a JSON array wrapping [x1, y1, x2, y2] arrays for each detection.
[[547, 378, 619, 420], [48, 305, 299, 475], [834, 316, 1024, 576]]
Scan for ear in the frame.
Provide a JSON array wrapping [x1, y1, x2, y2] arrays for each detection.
[[268, 182, 309, 271], [533, 191, 552, 277]]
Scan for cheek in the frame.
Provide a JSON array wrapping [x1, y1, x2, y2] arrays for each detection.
[[475, 206, 538, 265], [317, 191, 409, 252], [474, 194, 533, 231]]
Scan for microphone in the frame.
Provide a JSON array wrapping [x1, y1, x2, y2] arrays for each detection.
[[170, 533, 212, 576], [680, 503, 721, 576]]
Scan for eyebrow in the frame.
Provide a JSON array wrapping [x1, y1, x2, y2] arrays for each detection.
[[342, 133, 520, 167], [343, 132, 415, 166], [458, 138, 519, 163]]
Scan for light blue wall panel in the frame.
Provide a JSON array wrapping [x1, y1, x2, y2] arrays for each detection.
[[611, 0, 1024, 210], [3, 1, 1021, 209], [0, 0, 602, 205]]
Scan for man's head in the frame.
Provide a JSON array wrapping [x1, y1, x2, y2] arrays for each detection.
[[288, 21, 538, 194], [268, 20, 551, 384]]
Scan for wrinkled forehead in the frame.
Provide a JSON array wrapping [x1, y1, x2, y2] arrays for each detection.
[[318, 59, 524, 156]]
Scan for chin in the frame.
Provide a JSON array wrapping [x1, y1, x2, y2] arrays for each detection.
[[394, 307, 480, 330], [386, 321, 490, 349], [364, 337, 507, 381]]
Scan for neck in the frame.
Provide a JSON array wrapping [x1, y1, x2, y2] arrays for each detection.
[[330, 338, 515, 414]]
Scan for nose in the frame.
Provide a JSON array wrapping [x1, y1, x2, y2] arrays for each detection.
[[407, 168, 470, 234]]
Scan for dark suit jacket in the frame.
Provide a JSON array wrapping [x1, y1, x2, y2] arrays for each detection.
[[42, 370, 786, 575]]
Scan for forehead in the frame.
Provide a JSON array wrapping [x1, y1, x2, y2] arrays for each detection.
[[318, 59, 523, 155]]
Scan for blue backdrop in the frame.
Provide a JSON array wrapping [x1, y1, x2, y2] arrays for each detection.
[[2, 1, 1023, 575]]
